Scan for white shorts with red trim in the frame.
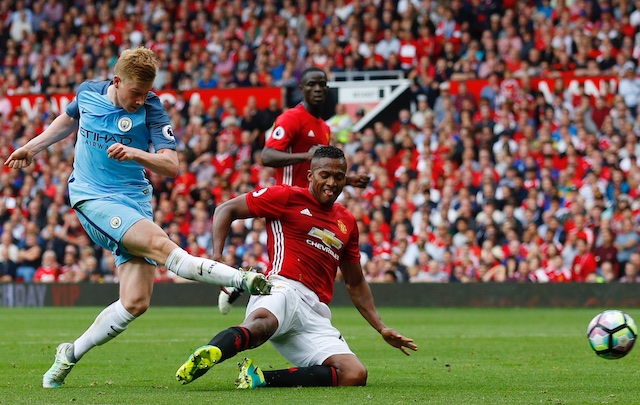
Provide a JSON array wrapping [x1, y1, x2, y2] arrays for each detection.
[[245, 275, 354, 367]]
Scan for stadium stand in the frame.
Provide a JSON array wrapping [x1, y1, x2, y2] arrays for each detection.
[[1, 0, 640, 285]]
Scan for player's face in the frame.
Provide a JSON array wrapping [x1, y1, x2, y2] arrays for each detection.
[[300, 71, 328, 107], [114, 75, 153, 113], [308, 157, 347, 206]]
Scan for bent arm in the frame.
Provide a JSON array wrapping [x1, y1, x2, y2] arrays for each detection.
[[211, 194, 253, 261], [341, 260, 418, 355], [106, 145, 179, 178], [5, 113, 77, 169], [20, 245, 43, 261], [133, 148, 179, 178], [260, 146, 316, 168]]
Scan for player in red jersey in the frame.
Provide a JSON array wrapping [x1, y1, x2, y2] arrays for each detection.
[[260, 66, 370, 188], [219, 66, 370, 313], [177, 146, 417, 388]]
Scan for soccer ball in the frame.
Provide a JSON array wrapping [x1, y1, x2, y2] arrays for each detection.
[[587, 310, 637, 359]]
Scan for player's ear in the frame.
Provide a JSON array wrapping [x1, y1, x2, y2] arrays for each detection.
[[113, 75, 121, 88], [307, 169, 313, 182]]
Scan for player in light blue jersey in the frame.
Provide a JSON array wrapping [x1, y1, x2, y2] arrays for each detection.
[[5, 47, 271, 389]]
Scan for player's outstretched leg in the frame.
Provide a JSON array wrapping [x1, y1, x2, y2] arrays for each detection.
[[165, 248, 272, 294], [175, 345, 222, 384], [42, 343, 76, 388], [235, 358, 266, 389]]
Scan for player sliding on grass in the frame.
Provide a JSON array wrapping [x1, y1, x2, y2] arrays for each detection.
[[4, 47, 271, 389], [218, 66, 370, 314], [176, 146, 416, 388]]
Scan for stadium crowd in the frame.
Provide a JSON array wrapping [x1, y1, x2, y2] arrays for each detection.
[[2, 0, 640, 285]]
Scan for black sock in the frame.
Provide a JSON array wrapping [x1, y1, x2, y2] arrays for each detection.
[[208, 326, 252, 362], [263, 365, 338, 387]]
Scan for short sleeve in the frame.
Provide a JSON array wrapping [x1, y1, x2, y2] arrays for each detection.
[[65, 82, 91, 120], [265, 111, 298, 151], [245, 185, 290, 219], [145, 92, 176, 151]]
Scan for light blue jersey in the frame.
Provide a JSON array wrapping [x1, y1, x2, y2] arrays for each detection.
[[66, 80, 175, 207], [65, 80, 175, 266]]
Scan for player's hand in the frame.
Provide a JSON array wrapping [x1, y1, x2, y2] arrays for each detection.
[[107, 143, 137, 162], [4, 147, 36, 169], [381, 327, 418, 356], [347, 174, 371, 188]]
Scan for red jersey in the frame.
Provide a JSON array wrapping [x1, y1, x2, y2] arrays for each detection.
[[245, 185, 360, 304], [212, 152, 234, 179], [265, 104, 332, 186], [571, 252, 597, 282], [34, 265, 59, 283]]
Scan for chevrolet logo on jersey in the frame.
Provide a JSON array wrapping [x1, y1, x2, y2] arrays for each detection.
[[308, 227, 343, 249]]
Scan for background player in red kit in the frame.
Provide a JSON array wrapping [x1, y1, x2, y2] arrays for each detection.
[[260, 66, 370, 188], [177, 146, 417, 388], [219, 66, 370, 313]]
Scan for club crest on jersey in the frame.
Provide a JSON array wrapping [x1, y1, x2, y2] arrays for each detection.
[[117, 117, 133, 132], [110, 216, 122, 229], [337, 219, 347, 234], [162, 124, 175, 141]]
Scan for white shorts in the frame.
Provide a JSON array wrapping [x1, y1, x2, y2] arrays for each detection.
[[245, 275, 354, 367]]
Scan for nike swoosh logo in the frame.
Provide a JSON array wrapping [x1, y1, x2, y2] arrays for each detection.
[[107, 325, 121, 338]]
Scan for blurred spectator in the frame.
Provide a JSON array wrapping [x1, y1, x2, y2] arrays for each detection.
[[614, 218, 640, 273], [326, 103, 353, 145], [571, 237, 597, 282], [375, 29, 400, 60], [618, 62, 640, 117], [619, 262, 640, 283], [16, 229, 43, 283], [78, 247, 99, 282], [592, 228, 619, 278], [0, 230, 18, 281], [43, 0, 64, 24], [58, 245, 82, 283], [411, 258, 450, 283], [0, 87, 12, 119], [9, 9, 32, 42], [590, 261, 617, 283], [33, 249, 59, 282]]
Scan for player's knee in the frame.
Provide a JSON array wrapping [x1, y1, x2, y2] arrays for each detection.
[[338, 364, 368, 386], [150, 235, 175, 257], [122, 296, 150, 317], [242, 310, 278, 346]]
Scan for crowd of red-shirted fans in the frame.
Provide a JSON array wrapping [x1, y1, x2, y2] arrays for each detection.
[[2, 0, 640, 285]]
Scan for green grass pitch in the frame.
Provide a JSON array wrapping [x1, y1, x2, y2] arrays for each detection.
[[1, 306, 640, 404]]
